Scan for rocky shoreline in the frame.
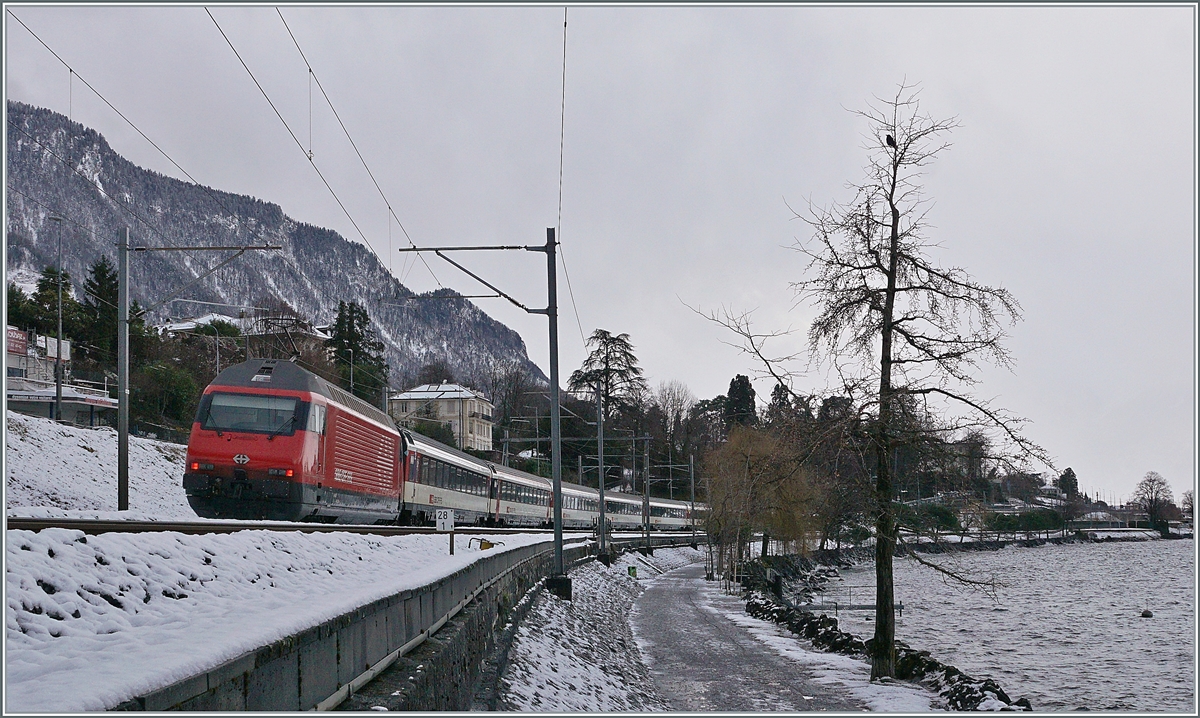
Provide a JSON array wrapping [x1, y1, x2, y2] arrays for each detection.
[[741, 554, 1033, 711], [743, 592, 1033, 711]]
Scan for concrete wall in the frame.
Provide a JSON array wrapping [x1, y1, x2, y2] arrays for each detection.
[[112, 534, 697, 711]]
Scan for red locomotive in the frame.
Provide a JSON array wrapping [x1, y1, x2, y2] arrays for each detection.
[[183, 358, 403, 523]]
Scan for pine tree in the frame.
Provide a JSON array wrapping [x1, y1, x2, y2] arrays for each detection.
[[31, 266, 85, 340], [724, 374, 757, 427], [1056, 467, 1078, 498], [82, 256, 119, 366], [324, 300, 389, 405], [7, 283, 38, 331], [567, 329, 649, 418]]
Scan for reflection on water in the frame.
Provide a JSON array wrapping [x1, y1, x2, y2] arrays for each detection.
[[831, 540, 1195, 711]]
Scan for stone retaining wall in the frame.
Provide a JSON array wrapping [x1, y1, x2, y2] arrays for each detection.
[[111, 533, 696, 711]]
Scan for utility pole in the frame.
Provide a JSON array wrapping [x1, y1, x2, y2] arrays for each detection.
[[690, 453, 697, 543], [117, 229, 130, 510], [116, 234, 279, 512], [643, 438, 651, 550], [397, 228, 569, 598], [543, 228, 567, 595], [51, 215, 64, 423], [596, 385, 607, 556]]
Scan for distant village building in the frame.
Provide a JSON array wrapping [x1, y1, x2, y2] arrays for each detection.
[[158, 312, 255, 336], [5, 325, 117, 425], [158, 310, 332, 370], [389, 383, 494, 451]]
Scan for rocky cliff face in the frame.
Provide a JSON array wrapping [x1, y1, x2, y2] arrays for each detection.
[[5, 101, 546, 389]]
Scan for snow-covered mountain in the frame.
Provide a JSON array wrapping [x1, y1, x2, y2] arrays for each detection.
[[5, 101, 546, 388]]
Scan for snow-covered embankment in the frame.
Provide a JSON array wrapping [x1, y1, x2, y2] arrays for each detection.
[[6, 411, 194, 519], [498, 547, 703, 710]]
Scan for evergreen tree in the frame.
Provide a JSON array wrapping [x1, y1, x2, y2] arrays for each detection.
[[7, 282, 38, 330], [765, 382, 805, 428], [324, 300, 389, 405], [81, 256, 119, 366], [1056, 467, 1078, 498], [724, 374, 757, 427], [567, 329, 649, 418], [31, 266, 85, 340]]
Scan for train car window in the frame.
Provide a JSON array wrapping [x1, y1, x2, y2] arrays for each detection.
[[305, 404, 326, 434], [437, 461, 448, 489], [201, 393, 300, 436]]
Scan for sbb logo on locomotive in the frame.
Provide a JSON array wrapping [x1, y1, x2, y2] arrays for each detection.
[[233, 454, 250, 465]]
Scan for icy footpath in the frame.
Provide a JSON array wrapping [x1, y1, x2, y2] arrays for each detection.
[[4, 528, 562, 712], [498, 546, 704, 710], [6, 411, 194, 519]]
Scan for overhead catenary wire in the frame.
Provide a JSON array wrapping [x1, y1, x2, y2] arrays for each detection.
[[206, 8, 393, 277], [7, 5, 295, 311], [275, 7, 441, 290], [554, 7, 587, 349]]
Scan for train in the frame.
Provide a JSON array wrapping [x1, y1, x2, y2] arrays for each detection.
[[182, 358, 704, 530]]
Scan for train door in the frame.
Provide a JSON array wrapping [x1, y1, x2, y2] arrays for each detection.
[[397, 432, 409, 513], [308, 402, 327, 475], [487, 466, 500, 524]]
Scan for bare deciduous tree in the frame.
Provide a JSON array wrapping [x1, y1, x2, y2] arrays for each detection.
[[706, 83, 1049, 680], [1133, 471, 1174, 532]]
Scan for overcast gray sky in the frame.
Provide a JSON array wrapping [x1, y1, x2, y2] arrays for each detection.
[[5, 4, 1195, 501]]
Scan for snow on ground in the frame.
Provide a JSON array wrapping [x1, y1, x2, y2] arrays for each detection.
[[5, 526, 584, 712], [498, 546, 704, 711], [6, 411, 194, 519], [706, 586, 941, 712]]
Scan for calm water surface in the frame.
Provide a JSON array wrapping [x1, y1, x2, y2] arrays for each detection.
[[828, 540, 1195, 711]]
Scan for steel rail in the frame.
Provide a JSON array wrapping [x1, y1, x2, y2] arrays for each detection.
[[4, 517, 704, 539], [3, 518, 564, 536]]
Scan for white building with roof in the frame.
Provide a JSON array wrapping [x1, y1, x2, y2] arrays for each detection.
[[389, 383, 494, 451]]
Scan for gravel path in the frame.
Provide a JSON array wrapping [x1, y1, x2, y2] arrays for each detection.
[[630, 563, 868, 711]]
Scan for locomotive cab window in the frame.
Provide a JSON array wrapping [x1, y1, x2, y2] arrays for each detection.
[[198, 393, 305, 436]]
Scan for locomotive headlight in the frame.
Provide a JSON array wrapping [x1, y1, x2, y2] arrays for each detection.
[[191, 462, 214, 471], [268, 468, 295, 477]]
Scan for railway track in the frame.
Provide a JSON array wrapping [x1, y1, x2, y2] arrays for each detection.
[[4, 517, 704, 541], [3, 518, 581, 536]]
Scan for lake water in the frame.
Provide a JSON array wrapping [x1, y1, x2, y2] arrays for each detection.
[[825, 539, 1195, 711]]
